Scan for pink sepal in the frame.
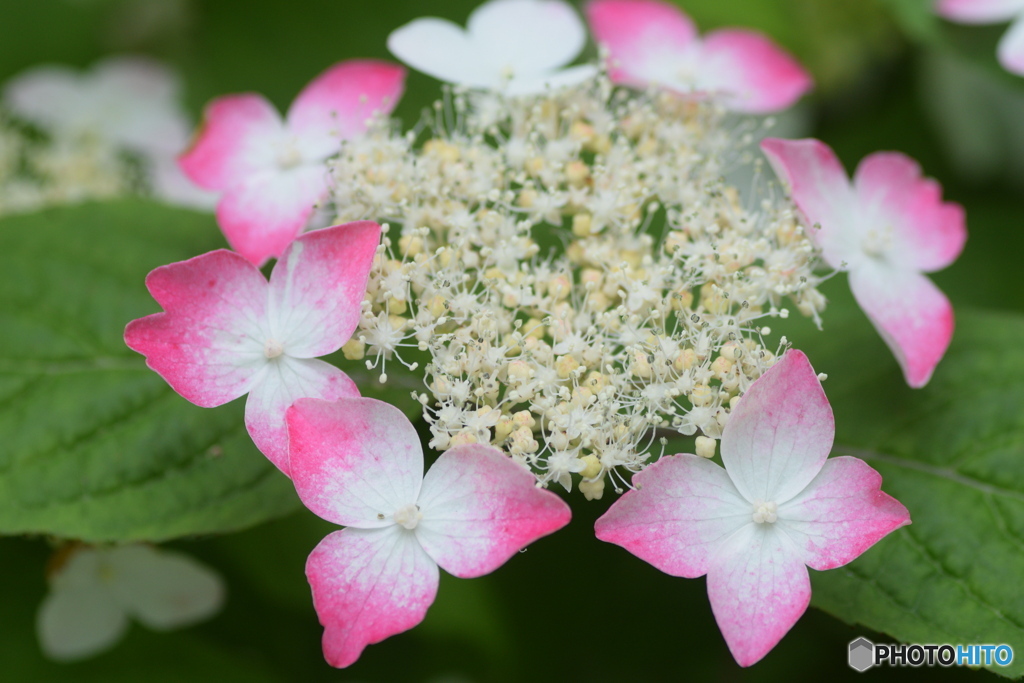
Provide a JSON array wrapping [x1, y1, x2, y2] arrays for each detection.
[[307, 527, 438, 669], [415, 444, 571, 578]]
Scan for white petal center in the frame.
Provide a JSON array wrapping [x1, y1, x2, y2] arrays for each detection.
[[393, 502, 423, 530], [263, 338, 285, 359], [752, 500, 778, 524], [861, 226, 893, 259]]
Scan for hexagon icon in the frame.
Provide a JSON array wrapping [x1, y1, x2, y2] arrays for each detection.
[[849, 637, 875, 672]]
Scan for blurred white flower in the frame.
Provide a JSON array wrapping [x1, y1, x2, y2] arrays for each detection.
[[387, 0, 597, 95], [37, 544, 225, 662]]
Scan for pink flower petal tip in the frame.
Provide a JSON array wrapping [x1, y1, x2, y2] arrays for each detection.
[[288, 397, 571, 667], [179, 60, 405, 266], [585, 0, 812, 113], [124, 221, 381, 474], [761, 137, 966, 388], [935, 0, 1024, 76], [595, 349, 910, 666]]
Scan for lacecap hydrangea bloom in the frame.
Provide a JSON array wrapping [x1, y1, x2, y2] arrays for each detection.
[[331, 0, 825, 500]]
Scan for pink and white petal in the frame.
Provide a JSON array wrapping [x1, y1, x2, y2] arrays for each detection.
[[701, 29, 812, 114], [722, 350, 834, 505], [387, 18, 495, 87], [595, 454, 752, 578], [467, 0, 588, 75], [215, 164, 327, 267], [287, 60, 406, 155], [854, 152, 966, 272], [761, 138, 859, 268], [997, 17, 1024, 75], [107, 545, 225, 630], [586, 0, 696, 87], [935, 0, 1024, 22], [179, 93, 283, 191], [267, 221, 381, 358], [3, 65, 83, 132], [124, 250, 269, 407], [148, 156, 219, 211], [308, 527, 439, 669], [244, 358, 360, 475], [707, 524, 811, 667], [848, 264, 954, 388], [504, 65, 600, 96], [779, 456, 911, 571], [414, 444, 571, 578], [287, 397, 424, 526], [37, 583, 128, 661]]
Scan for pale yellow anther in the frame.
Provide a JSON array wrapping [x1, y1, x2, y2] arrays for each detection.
[[341, 339, 365, 361], [695, 436, 717, 459], [585, 371, 609, 393], [423, 138, 460, 163], [398, 233, 424, 257], [388, 315, 407, 332], [670, 288, 694, 311], [579, 454, 602, 479], [512, 410, 536, 429], [720, 343, 743, 362], [524, 318, 546, 340], [711, 356, 733, 378], [729, 395, 742, 410], [701, 288, 729, 315], [571, 387, 593, 407], [572, 213, 593, 237], [507, 360, 532, 383], [569, 121, 594, 143], [509, 426, 539, 454], [450, 431, 478, 448], [549, 274, 572, 300], [483, 267, 506, 281], [631, 349, 653, 379], [555, 355, 580, 379], [664, 231, 688, 254], [525, 157, 545, 176], [387, 297, 407, 315], [494, 416, 514, 442], [689, 383, 713, 407], [579, 477, 605, 501], [674, 348, 696, 373], [565, 160, 591, 187]]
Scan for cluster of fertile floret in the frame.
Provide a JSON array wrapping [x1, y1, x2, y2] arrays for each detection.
[[0, 116, 131, 216], [330, 77, 825, 498]]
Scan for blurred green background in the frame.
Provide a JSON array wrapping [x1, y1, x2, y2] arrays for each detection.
[[1, 0, 1022, 680]]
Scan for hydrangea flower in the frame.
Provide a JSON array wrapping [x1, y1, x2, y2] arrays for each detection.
[[4, 56, 192, 158], [2, 56, 217, 210], [387, 0, 597, 96], [179, 60, 405, 266], [761, 138, 966, 387], [124, 221, 380, 475], [595, 350, 910, 666], [37, 544, 223, 661], [585, 0, 812, 113], [936, 0, 1024, 76], [287, 397, 571, 667]]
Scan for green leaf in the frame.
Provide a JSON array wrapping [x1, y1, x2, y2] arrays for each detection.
[[797, 305, 1024, 678], [0, 200, 303, 542]]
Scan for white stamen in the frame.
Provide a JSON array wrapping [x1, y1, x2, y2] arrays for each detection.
[[393, 503, 422, 530], [752, 500, 778, 524]]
